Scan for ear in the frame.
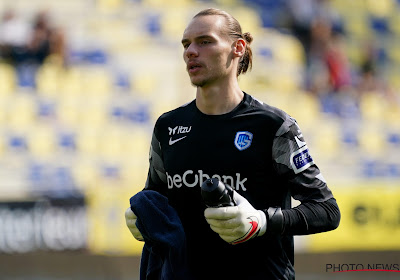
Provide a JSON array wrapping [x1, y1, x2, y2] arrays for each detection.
[[233, 38, 246, 58]]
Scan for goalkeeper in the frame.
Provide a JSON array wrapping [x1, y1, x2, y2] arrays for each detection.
[[126, 8, 340, 280]]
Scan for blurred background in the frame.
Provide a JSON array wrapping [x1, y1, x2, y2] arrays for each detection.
[[0, 0, 399, 279]]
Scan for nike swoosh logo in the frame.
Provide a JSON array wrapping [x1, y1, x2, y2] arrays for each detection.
[[169, 136, 187, 145], [231, 216, 259, 245]]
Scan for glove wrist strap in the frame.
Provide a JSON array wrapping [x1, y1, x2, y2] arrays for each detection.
[[265, 207, 283, 234]]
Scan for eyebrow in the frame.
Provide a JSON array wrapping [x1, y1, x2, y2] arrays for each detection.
[[181, 35, 215, 45]]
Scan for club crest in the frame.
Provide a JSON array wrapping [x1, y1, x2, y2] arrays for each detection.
[[234, 131, 253, 151]]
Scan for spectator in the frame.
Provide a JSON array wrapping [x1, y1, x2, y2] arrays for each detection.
[[0, 9, 31, 63], [0, 9, 67, 88], [0, 9, 66, 66]]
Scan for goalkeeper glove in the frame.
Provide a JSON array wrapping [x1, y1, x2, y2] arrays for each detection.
[[204, 191, 266, 245], [125, 207, 144, 242]]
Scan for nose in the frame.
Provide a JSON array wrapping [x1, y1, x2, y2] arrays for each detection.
[[185, 44, 198, 58]]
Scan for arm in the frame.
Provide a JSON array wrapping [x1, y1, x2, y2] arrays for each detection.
[[126, 122, 167, 240], [144, 124, 167, 194], [265, 197, 340, 235], [282, 197, 340, 235], [204, 116, 340, 244], [268, 116, 341, 235]]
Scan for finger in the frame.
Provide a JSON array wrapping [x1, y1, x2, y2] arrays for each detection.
[[204, 206, 239, 219], [125, 207, 137, 219], [209, 224, 241, 235], [219, 234, 237, 243], [206, 217, 241, 229], [136, 236, 145, 242], [132, 231, 144, 241], [125, 217, 137, 228], [130, 227, 142, 236], [127, 224, 144, 241]]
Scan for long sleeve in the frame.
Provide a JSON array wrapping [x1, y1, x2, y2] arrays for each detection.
[[270, 115, 340, 235], [281, 197, 340, 235], [144, 121, 168, 195]]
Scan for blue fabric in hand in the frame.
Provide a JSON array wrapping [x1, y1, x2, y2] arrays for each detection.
[[130, 190, 193, 280]]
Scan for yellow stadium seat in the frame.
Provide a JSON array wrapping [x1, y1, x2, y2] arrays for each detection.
[[387, 41, 400, 64], [388, 70, 400, 90], [331, 0, 365, 14], [78, 97, 109, 128], [150, 100, 182, 123], [229, 6, 263, 36], [131, 71, 157, 98], [389, 11, 400, 35], [28, 124, 55, 158], [0, 63, 16, 96], [366, 0, 394, 17], [122, 128, 151, 159], [60, 67, 84, 96], [358, 123, 386, 158], [97, 0, 123, 12], [284, 92, 321, 127], [85, 186, 144, 255], [359, 91, 387, 121], [0, 96, 11, 125], [345, 14, 370, 38], [57, 96, 81, 127], [142, 0, 192, 7], [97, 126, 125, 160], [76, 128, 100, 158], [120, 159, 149, 190], [215, 0, 240, 6], [8, 94, 37, 128], [254, 29, 304, 66], [274, 37, 304, 66], [331, 0, 367, 17], [0, 130, 5, 157], [71, 158, 100, 192], [36, 62, 64, 97], [82, 67, 113, 96], [160, 8, 189, 41], [310, 119, 341, 160], [383, 102, 400, 127]]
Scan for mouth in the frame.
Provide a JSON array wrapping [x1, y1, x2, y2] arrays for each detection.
[[187, 62, 202, 73]]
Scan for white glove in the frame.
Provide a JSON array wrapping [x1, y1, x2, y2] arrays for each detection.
[[125, 207, 144, 242], [204, 191, 267, 245]]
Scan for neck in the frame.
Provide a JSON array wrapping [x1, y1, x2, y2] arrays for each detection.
[[195, 78, 244, 115]]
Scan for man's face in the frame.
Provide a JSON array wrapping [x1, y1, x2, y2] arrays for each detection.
[[181, 15, 234, 88]]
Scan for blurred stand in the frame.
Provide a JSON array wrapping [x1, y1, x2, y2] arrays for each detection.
[[0, 1, 399, 278]]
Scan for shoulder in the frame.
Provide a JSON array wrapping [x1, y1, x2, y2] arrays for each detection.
[[155, 100, 195, 127], [243, 93, 292, 130]]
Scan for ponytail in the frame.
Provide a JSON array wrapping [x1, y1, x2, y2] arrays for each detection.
[[238, 32, 253, 76]]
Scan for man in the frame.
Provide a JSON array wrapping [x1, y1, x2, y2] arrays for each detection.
[[125, 8, 340, 280]]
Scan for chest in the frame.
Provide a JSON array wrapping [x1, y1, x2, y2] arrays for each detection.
[[160, 117, 273, 180]]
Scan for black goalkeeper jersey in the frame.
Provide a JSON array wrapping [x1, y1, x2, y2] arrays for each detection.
[[144, 92, 339, 280]]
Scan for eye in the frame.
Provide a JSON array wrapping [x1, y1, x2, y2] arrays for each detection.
[[200, 40, 210, 45]]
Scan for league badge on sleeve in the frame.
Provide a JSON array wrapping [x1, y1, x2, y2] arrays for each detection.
[[234, 131, 253, 151], [290, 145, 314, 174]]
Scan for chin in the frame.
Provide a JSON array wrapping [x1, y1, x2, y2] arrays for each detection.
[[192, 82, 206, 88], [190, 78, 207, 88]]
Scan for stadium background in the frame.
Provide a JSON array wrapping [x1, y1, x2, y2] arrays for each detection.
[[0, 0, 399, 279]]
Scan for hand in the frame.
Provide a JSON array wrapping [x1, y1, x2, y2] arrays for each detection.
[[204, 191, 266, 245], [125, 207, 144, 241]]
